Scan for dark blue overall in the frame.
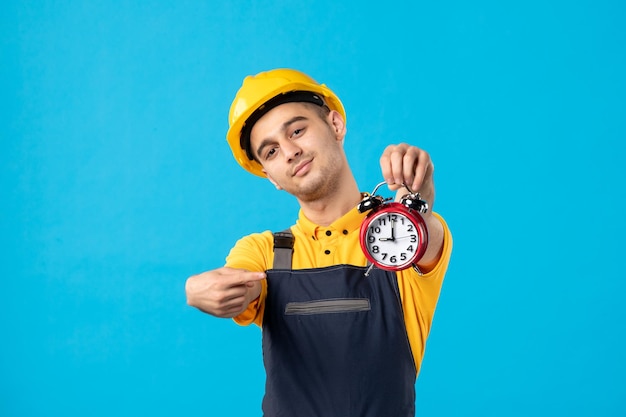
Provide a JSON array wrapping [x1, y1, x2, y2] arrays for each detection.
[[261, 230, 416, 417]]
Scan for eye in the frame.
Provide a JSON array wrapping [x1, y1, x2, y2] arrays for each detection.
[[265, 147, 278, 160], [290, 127, 305, 138]]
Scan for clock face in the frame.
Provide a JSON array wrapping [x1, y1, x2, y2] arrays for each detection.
[[359, 204, 428, 271]]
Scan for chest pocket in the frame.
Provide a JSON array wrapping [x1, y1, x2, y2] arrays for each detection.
[[284, 298, 371, 315]]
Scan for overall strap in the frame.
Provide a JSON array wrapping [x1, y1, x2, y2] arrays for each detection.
[[273, 229, 294, 269]]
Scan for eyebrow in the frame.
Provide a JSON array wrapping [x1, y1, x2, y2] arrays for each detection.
[[255, 116, 309, 158]]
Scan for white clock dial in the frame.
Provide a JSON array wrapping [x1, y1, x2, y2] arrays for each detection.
[[364, 211, 421, 269]]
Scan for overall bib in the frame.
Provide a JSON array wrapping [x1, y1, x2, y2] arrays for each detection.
[[261, 231, 416, 417]]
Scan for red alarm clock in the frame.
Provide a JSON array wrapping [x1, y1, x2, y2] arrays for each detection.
[[358, 182, 429, 273]]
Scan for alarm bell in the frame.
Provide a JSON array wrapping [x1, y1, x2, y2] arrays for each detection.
[[357, 194, 385, 213], [400, 193, 429, 213], [357, 181, 390, 213]]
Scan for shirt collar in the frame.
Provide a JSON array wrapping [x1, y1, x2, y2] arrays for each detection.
[[296, 201, 368, 239]]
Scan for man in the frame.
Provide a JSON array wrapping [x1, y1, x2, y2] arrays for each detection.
[[186, 68, 452, 416]]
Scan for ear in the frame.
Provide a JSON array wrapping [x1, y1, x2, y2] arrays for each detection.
[[263, 170, 283, 190], [328, 110, 347, 142]]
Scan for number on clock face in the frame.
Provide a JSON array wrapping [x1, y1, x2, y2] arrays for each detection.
[[365, 211, 420, 269]]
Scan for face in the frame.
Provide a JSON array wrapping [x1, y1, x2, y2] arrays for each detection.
[[249, 102, 347, 202]]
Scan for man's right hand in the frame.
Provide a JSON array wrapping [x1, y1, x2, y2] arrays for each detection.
[[185, 267, 266, 318]]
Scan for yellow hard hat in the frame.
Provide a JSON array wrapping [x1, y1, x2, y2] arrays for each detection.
[[226, 68, 346, 177]]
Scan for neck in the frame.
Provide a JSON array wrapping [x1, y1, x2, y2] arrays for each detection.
[[298, 177, 362, 227]]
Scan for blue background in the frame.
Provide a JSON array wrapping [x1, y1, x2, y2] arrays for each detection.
[[2, 1, 625, 416]]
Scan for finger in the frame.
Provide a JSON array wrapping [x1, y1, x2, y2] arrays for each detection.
[[214, 296, 248, 317], [408, 150, 432, 192], [380, 145, 395, 186], [218, 268, 266, 287], [221, 287, 249, 303], [401, 148, 420, 189], [244, 273, 265, 289], [415, 160, 434, 193], [222, 301, 249, 317], [241, 271, 266, 286], [389, 148, 407, 187], [245, 271, 267, 281], [380, 144, 408, 189]]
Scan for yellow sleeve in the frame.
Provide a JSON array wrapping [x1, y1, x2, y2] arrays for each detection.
[[397, 212, 453, 375], [224, 231, 274, 328]]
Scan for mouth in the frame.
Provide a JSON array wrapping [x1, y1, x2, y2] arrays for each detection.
[[292, 159, 313, 177]]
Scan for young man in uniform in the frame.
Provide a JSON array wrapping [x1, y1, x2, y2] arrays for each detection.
[[186, 68, 453, 416]]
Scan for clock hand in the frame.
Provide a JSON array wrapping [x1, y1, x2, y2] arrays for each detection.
[[379, 221, 397, 242]]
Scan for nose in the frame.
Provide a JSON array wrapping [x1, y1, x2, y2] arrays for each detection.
[[281, 139, 302, 162]]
